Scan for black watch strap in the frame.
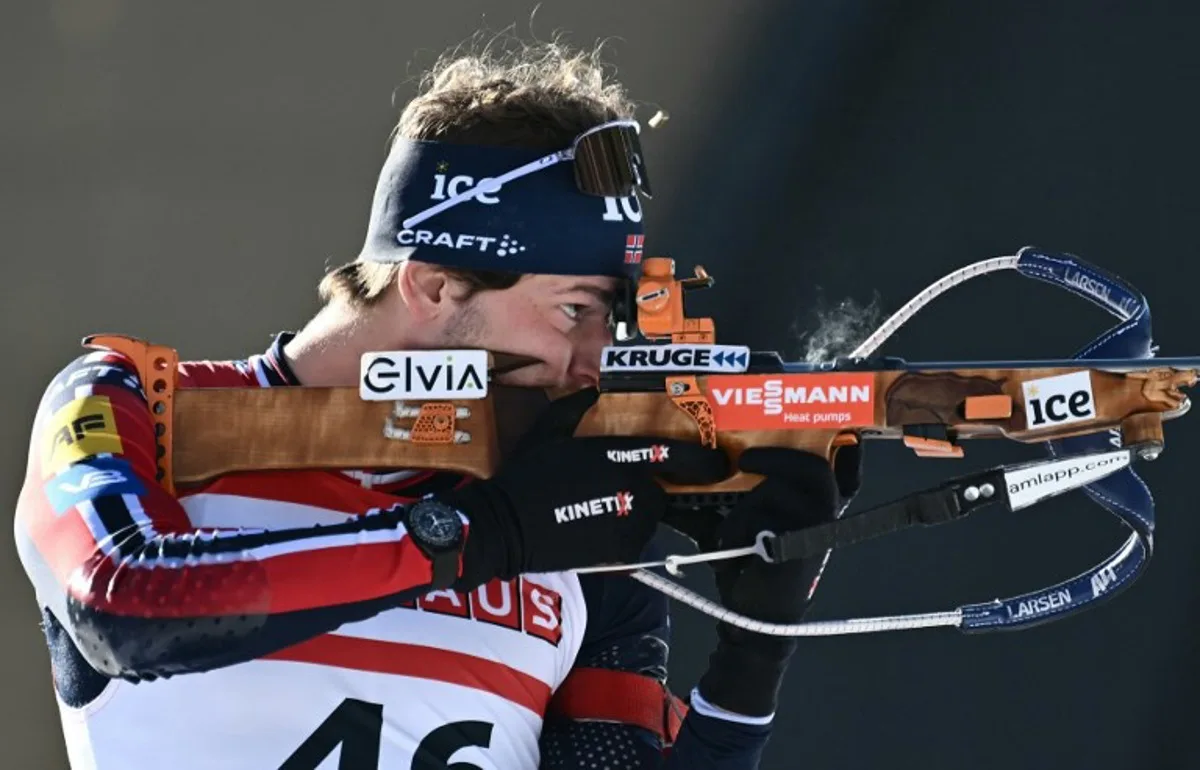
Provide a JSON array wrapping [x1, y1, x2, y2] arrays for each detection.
[[428, 549, 459, 590]]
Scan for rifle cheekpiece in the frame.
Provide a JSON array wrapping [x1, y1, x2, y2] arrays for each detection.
[[82, 246, 1199, 637]]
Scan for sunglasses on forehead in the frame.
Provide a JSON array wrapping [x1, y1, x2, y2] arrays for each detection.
[[402, 119, 652, 230]]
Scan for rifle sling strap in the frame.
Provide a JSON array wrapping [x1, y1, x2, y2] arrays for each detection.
[[761, 470, 1008, 563]]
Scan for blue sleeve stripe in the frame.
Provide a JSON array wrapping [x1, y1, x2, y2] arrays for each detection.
[[42, 456, 146, 515]]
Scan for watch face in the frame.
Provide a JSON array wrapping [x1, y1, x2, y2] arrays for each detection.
[[408, 500, 463, 549]]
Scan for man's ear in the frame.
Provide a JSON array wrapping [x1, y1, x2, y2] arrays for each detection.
[[396, 260, 454, 321]]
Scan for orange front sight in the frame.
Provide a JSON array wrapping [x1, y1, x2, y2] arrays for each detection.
[[634, 257, 716, 343]]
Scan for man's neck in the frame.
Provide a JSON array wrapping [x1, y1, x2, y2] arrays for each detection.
[[282, 301, 415, 387]]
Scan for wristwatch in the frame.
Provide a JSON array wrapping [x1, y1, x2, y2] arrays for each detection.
[[403, 498, 466, 589]]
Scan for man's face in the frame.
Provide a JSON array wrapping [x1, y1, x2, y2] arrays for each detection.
[[437, 272, 619, 391]]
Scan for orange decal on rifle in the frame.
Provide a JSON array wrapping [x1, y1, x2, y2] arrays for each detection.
[[409, 403, 457, 444], [666, 376, 717, 448], [964, 394, 1013, 421], [903, 435, 965, 458], [705, 374, 875, 431]]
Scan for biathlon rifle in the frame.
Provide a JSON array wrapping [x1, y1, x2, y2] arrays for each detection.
[[82, 246, 1199, 637]]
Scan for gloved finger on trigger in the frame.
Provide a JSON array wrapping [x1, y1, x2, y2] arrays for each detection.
[[736, 446, 836, 482], [735, 447, 839, 520]]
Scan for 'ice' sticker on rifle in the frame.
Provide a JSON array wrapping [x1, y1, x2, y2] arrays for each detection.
[[600, 344, 750, 373], [705, 373, 875, 430], [360, 350, 489, 401], [1022, 370, 1096, 429], [1002, 449, 1131, 510]]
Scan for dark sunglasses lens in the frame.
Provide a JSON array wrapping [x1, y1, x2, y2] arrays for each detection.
[[608, 278, 637, 341], [625, 128, 651, 197], [573, 125, 651, 197]]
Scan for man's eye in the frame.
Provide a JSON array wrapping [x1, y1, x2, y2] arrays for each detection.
[[560, 303, 585, 321]]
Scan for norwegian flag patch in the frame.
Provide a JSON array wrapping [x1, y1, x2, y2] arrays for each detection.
[[624, 234, 644, 264]]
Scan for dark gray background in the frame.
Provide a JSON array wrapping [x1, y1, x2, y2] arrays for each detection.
[[3, 2, 1197, 768]]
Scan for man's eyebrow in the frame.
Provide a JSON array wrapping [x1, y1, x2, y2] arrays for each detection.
[[561, 283, 615, 303]]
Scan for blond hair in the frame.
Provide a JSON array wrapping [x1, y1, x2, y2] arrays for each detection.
[[320, 36, 637, 307]]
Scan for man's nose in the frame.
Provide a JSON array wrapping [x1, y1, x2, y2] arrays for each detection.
[[566, 320, 613, 388]]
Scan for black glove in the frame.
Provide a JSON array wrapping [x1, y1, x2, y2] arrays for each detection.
[[696, 446, 842, 718], [831, 441, 864, 503], [442, 388, 732, 587]]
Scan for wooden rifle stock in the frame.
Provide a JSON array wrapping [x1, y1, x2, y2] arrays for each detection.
[[83, 334, 1197, 498], [81, 255, 1198, 497], [574, 366, 1196, 495]]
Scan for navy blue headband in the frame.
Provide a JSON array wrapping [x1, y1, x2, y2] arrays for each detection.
[[357, 137, 647, 278]]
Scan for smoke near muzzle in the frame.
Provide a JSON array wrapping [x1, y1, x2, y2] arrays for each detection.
[[792, 289, 884, 363]]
